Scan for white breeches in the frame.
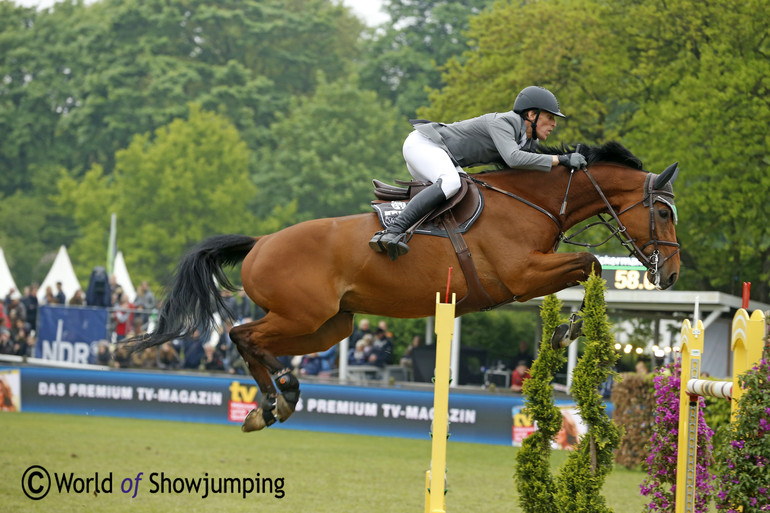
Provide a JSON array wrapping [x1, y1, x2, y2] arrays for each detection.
[[402, 130, 463, 199]]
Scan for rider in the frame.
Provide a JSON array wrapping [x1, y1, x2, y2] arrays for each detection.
[[369, 85, 587, 260]]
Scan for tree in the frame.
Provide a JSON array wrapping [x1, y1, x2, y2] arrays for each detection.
[[358, 0, 495, 119], [620, 0, 770, 297], [0, 0, 364, 192], [253, 74, 408, 223], [55, 104, 259, 286], [415, 0, 770, 300], [0, 0, 365, 287]]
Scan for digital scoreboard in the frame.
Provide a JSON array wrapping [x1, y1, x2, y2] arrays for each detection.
[[598, 255, 657, 291]]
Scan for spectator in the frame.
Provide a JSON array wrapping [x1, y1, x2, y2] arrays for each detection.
[[133, 281, 156, 322], [21, 285, 39, 330], [108, 275, 121, 303], [369, 328, 393, 367], [112, 344, 132, 368], [95, 341, 112, 366], [400, 335, 422, 369], [127, 317, 146, 340], [132, 346, 158, 369], [181, 329, 206, 370], [25, 333, 37, 358], [0, 328, 13, 354], [68, 290, 85, 306], [112, 296, 134, 342], [300, 345, 339, 376], [4, 288, 16, 312], [6, 292, 25, 325], [203, 344, 225, 371], [157, 341, 181, 370], [510, 360, 531, 393], [54, 281, 66, 305], [110, 285, 125, 307], [349, 318, 372, 347], [43, 286, 56, 305], [348, 336, 373, 366], [10, 318, 30, 356], [220, 289, 239, 321], [635, 360, 648, 375], [0, 303, 10, 329], [377, 320, 390, 334]]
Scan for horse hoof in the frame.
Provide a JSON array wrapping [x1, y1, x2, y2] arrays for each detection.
[[550, 324, 571, 350], [241, 408, 267, 432], [276, 395, 295, 423], [569, 319, 583, 340]]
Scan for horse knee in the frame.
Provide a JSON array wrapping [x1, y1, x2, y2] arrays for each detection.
[[577, 253, 602, 276]]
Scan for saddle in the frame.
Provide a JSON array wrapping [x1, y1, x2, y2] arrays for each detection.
[[370, 175, 501, 311], [371, 174, 482, 236]]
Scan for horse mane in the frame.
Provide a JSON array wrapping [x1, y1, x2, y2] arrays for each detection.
[[537, 141, 644, 170]]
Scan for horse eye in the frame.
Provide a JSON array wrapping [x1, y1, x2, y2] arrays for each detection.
[[658, 208, 670, 220]]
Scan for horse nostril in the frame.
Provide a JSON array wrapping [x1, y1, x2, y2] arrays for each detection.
[[667, 273, 678, 288]]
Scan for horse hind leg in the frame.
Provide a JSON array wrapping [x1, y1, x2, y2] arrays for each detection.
[[232, 312, 354, 432]]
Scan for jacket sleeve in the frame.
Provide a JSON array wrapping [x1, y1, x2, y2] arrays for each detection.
[[487, 114, 553, 172]]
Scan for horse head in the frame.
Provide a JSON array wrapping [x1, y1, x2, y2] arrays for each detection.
[[618, 160, 681, 289], [549, 142, 681, 290]]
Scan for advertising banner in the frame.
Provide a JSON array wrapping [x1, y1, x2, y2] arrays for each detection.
[[4, 365, 610, 446], [36, 306, 109, 365]]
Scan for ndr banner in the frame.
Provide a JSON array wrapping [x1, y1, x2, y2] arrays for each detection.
[[36, 306, 108, 365]]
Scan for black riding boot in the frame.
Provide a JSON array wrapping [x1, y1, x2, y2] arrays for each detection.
[[369, 180, 446, 260]]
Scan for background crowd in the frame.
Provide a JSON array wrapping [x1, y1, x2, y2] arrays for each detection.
[[0, 278, 590, 392]]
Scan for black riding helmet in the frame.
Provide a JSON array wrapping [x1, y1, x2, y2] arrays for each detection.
[[513, 86, 566, 118]]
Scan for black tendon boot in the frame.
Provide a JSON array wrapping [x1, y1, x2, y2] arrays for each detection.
[[369, 179, 446, 260]]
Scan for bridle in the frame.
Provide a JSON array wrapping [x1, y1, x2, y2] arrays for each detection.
[[471, 165, 680, 286], [561, 169, 680, 285]]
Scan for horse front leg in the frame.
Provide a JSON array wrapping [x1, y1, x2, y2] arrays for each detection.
[[505, 251, 601, 349]]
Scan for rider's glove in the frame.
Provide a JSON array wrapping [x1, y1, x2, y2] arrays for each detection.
[[558, 153, 587, 169]]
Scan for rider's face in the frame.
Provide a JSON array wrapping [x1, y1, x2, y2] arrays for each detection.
[[531, 111, 557, 140]]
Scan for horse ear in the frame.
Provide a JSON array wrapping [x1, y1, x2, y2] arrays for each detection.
[[653, 162, 679, 189]]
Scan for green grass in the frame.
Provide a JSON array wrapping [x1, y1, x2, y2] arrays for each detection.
[[2, 412, 650, 512]]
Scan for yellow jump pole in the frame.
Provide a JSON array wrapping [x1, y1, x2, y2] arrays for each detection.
[[730, 309, 766, 422], [425, 289, 455, 513], [675, 317, 704, 513]]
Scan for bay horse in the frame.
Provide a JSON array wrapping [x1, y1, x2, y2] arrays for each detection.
[[128, 141, 680, 432]]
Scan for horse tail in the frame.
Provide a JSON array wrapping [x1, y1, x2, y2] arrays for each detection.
[[127, 234, 257, 352]]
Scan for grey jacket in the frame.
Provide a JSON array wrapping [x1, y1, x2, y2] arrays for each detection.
[[413, 111, 553, 172]]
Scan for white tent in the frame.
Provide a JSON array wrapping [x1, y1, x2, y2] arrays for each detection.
[[112, 251, 136, 302], [0, 247, 19, 298], [37, 246, 81, 304]]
